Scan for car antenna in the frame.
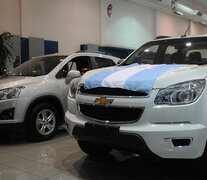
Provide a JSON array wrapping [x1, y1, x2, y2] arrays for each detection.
[[181, 25, 190, 37]]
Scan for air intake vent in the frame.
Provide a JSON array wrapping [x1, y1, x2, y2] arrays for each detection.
[[79, 104, 144, 124], [79, 86, 148, 97]]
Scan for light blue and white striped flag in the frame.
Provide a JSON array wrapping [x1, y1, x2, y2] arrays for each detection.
[[84, 64, 185, 94]]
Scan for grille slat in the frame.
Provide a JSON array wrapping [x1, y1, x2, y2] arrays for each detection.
[[79, 104, 144, 123]]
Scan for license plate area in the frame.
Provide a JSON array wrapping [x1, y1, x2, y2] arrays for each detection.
[[85, 123, 120, 140]]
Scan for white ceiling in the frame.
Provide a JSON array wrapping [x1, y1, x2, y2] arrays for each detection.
[[128, 0, 207, 14], [127, 0, 207, 24], [180, 0, 207, 14]]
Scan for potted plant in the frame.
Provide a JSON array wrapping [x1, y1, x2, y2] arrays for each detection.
[[0, 32, 13, 76]]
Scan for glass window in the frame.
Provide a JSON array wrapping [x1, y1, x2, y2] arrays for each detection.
[[123, 45, 159, 65], [10, 56, 66, 76], [68, 61, 77, 70], [56, 56, 91, 78], [123, 37, 207, 65], [164, 46, 178, 64], [185, 49, 207, 64], [94, 57, 115, 68]]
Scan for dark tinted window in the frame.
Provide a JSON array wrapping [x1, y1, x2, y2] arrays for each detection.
[[56, 56, 91, 78], [94, 57, 115, 68], [123, 37, 207, 65]]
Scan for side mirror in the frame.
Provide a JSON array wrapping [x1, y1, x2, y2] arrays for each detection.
[[65, 70, 81, 84]]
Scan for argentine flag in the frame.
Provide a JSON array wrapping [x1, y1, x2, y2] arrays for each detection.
[[84, 64, 185, 94]]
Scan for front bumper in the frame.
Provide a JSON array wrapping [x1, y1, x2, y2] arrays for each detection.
[[65, 110, 207, 159], [72, 123, 153, 155], [65, 89, 207, 159], [0, 98, 26, 124]]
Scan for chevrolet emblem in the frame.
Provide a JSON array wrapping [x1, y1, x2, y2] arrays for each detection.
[[94, 97, 113, 105]]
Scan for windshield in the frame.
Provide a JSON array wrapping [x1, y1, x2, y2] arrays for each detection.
[[123, 37, 207, 66], [10, 56, 67, 76]]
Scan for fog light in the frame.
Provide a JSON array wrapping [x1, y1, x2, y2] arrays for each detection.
[[0, 108, 15, 120], [166, 138, 193, 148], [172, 139, 191, 147]]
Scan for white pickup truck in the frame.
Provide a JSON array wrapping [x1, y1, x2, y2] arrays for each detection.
[[66, 35, 207, 159]]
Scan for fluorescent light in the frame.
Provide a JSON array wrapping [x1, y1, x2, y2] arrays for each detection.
[[175, 11, 183, 15], [176, 3, 194, 15], [201, 21, 207, 25], [200, 14, 207, 25]]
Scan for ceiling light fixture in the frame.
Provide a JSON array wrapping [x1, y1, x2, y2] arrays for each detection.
[[175, 11, 183, 15]]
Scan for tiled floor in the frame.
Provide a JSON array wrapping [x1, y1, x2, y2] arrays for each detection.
[[0, 130, 207, 180]]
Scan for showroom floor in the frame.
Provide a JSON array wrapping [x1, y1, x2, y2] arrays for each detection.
[[0, 131, 207, 180]]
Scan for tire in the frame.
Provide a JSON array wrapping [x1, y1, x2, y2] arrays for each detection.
[[78, 140, 112, 156], [26, 102, 60, 142]]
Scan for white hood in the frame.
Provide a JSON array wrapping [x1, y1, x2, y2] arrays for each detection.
[[0, 75, 43, 89], [80, 64, 207, 94]]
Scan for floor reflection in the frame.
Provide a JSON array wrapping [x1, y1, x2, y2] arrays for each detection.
[[67, 151, 207, 180], [0, 131, 206, 180]]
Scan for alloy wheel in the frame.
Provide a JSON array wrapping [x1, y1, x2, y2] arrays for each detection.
[[35, 109, 56, 136]]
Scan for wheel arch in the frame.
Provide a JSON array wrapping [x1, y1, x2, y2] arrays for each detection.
[[24, 95, 65, 126]]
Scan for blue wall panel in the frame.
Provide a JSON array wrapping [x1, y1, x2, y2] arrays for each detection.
[[21, 38, 29, 64], [44, 40, 58, 55], [80, 44, 134, 59]]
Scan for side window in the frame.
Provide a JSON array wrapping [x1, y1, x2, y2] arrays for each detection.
[[72, 56, 91, 74], [94, 57, 115, 68], [56, 63, 69, 78], [56, 56, 91, 79], [186, 49, 206, 64], [68, 61, 77, 70]]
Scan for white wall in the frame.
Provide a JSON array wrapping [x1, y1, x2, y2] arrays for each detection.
[[0, 0, 21, 35], [156, 11, 190, 37], [101, 0, 156, 49], [191, 21, 207, 35], [21, 0, 101, 54], [1, 0, 207, 54]]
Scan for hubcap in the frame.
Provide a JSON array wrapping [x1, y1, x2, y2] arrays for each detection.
[[36, 109, 56, 136]]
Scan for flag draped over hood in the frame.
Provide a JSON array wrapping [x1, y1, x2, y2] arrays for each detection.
[[84, 64, 185, 94]]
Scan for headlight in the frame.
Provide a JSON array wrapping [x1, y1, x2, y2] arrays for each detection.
[[0, 87, 24, 101], [154, 79, 206, 105], [68, 80, 78, 98]]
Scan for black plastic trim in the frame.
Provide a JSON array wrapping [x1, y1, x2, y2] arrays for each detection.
[[72, 123, 154, 155], [0, 108, 15, 120], [0, 123, 25, 134]]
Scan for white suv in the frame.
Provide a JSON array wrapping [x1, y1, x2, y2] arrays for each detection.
[[66, 35, 207, 159], [0, 52, 119, 141]]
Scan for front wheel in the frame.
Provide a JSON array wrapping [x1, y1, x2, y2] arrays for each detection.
[[26, 102, 60, 141], [78, 140, 112, 156]]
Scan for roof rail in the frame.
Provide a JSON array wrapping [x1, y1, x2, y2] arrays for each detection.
[[75, 50, 112, 56], [154, 36, 171, 40]]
